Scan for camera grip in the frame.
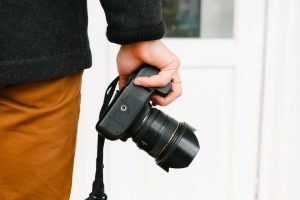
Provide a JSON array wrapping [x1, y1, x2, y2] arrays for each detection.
[[136, 64, 171, 96]]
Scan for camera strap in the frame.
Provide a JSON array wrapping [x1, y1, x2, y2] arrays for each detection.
[[86, 76, 120, 200]]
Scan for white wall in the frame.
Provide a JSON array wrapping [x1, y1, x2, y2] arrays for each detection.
[[276, 1, 300, 198], [259, 0, 300, 199]]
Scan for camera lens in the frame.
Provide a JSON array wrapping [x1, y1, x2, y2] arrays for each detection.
[[130, 104, 200, 172]]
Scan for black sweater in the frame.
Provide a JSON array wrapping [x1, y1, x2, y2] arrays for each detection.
[[0, 0, 165, 84]]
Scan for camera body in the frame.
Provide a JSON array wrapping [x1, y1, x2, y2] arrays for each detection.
[[96, 65, 171, 140], [96, 64, 199, 171]]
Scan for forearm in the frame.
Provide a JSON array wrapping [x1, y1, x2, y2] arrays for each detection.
[[99, 0, 165, 44]]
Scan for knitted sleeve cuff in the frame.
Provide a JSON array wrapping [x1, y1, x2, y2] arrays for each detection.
[[106, 22, 165, 45], [100, 0, 165, 45]]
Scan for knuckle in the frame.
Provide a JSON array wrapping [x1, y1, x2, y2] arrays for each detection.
[[173, 57, 181, 69], [177, 91, 182, 98], [178, 89, 183, 96], [159, 101, 168, 106], [157, 79, 167, 87], [134, 43, 151, 59]]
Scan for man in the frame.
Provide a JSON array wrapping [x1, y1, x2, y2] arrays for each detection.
[[0, 0, 181, 199]]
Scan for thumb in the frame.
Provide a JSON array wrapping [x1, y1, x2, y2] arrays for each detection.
[[118, 75, 128, 90]]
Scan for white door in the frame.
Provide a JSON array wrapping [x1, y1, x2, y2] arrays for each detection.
[[71, 0, 266, 200]]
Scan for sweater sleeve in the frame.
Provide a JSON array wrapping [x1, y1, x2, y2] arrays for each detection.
[[99, 0, 165, 45]]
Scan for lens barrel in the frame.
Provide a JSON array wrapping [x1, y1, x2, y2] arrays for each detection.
[[131, 105, 200, 172]]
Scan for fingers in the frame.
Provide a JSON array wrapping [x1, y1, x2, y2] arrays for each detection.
[[118, 75, 128, 90], [116, 40, 182, 106], [150, 71, 182, 106], [134, 69, 176, 87], [133, 41, 180, 88], [131, 41, 181, 106], [135, 70, 182, 106], [151, 80, 182, 106]]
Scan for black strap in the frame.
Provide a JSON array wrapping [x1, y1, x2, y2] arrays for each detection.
[[86, 76, 119, 200]]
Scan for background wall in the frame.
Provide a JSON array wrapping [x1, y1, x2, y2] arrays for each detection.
[[259, 0, 300, 199]]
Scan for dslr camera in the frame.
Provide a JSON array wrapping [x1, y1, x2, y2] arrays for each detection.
[[96, 64, 200, 171]]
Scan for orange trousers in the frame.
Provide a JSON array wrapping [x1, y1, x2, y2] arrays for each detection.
[[0, 71, 83, 200]]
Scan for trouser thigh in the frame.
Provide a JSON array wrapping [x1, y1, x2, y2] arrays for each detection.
[[0, 71, 83, 200]]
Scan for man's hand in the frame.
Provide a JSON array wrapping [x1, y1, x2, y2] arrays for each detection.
[[117, 40, 182, 106]]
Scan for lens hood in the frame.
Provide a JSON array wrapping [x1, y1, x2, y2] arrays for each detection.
[[156, 123, 200, 172]]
